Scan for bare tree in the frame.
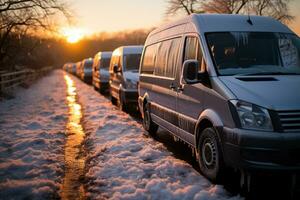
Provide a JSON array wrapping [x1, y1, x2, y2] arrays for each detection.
[[201, 0, 248, 14], [248, 0, 294, 23], [165, 0, 294, 23], [0, 0, 70, 70], [166, 0, 203, 15]]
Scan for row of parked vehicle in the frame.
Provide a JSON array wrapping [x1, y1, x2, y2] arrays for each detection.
[[63, 45, 143, 112], [63, 14, 300, 194]]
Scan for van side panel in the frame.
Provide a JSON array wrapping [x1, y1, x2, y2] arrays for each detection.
[[140, 32, 185, 140], [109, 52, 122, 99]]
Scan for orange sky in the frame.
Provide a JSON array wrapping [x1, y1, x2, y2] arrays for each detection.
[[68, 0, 300, 36]]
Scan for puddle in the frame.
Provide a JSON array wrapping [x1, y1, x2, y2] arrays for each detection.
[[62, 74, 86, 200]]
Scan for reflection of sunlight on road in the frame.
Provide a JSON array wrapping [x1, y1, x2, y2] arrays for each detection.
[[62, 74, 85, 200]]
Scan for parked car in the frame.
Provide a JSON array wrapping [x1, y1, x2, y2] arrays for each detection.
[[69, 63, 77, 75], [76, 61, 82, 77], [109, 45, 143, 111], [138, 14, 300, 190], [80, 58, 93, 84], [62, 63, 70, 71], [93, 51, 112, 93]]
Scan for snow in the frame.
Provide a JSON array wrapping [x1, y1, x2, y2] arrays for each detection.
[[0, 70, 68, 199], [71, 73, 242, 200], [0, 70, 242, 199]]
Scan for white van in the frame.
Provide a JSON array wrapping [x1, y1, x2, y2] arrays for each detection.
[[92, 51, 112, 93], [138, 14, 300, 190], [109, 46, 143, 111], [80, 58, 93, 84]]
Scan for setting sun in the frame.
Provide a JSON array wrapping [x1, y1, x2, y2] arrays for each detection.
[[61, 27, 85, 43]]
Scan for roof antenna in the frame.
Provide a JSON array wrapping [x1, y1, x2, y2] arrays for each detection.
[[247, 15, 253, 25], [246, 6, 253, 25]]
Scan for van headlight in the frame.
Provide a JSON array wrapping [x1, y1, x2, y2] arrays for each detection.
[[125, 79, 137, 89], [230, 100, 273, 131]]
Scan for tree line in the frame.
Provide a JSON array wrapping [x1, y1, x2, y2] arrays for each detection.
[[0, 0, 295, 71], [0, 0, 70, 70], [61, 29, 151, 65]]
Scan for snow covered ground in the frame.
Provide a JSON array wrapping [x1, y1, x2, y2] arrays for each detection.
[[0, 70, 68, 199], [0, 70, 242, 200], [72, 74, 242, 200]]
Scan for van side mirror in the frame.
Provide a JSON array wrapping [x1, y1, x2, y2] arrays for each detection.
[[181, 60, 201, 84], [113, 64, 120, 73]]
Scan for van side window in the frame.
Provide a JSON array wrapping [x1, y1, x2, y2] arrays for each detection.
[[155, 40, 172, 76], [141, 44, 158, 74], [141, 37, 181, 78], [184, 37, 198, 60], [166, 38, 181, 78], [184, 36, 203, 71]]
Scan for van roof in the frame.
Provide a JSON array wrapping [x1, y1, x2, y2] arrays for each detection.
[[112, 45, 143, 56], [83, 58, 93, 64], [94, 51, 112, 59], [147, 14, 293, 45]]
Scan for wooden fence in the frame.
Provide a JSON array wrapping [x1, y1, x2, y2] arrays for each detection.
[[0, 66, 53, 97]]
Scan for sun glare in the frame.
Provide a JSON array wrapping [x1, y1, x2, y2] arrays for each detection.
[[61, 28, 84, 44]]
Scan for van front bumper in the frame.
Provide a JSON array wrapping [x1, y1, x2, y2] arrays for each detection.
[[223, 127, 300, 172]]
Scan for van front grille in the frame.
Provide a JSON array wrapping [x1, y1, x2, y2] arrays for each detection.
[[277, 110, 300, 133]]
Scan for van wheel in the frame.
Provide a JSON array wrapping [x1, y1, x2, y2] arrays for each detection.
[[143, 103, 158, 135], [99, 87, 106, 95], [93, 85, 97, 91], [110, 95, 117, 105], [198, 127, 224, 183], [119, 91, 128, 112]]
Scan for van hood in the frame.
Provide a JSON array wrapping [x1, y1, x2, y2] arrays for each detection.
[[219, 76, 300, 110], [123, 70, 139, 84]]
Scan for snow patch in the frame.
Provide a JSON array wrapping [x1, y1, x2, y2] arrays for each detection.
[[71, 75, 242, 200], [0, 70, 68, 199]]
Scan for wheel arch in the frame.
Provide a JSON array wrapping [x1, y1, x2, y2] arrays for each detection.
[[195, 109, 224, 148], [139, 92, 150, 118]]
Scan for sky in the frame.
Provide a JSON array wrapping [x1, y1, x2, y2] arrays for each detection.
[[68, 0, 300, 36], [69, 0, 168, 35]]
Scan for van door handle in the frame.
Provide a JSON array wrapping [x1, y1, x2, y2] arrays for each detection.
[[169, 83, 176, 90]]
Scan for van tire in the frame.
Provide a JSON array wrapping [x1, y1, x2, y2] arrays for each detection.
[[198, 127, 224, 183], [93, 85, 97, 91], [99, 87, 106, 95], [119, 91, 128, 112], [110, 95, 117, 105], [143, 103, 158, 135]]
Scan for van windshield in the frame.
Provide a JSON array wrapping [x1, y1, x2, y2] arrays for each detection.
[[124, 54, 141, 71], [206, 32, 300, 76], [101, 58, 110, 69], [84, 60, 93, 68]]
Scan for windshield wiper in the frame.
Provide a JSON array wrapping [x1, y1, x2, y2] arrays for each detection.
[[236, 71, 300, 76]]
